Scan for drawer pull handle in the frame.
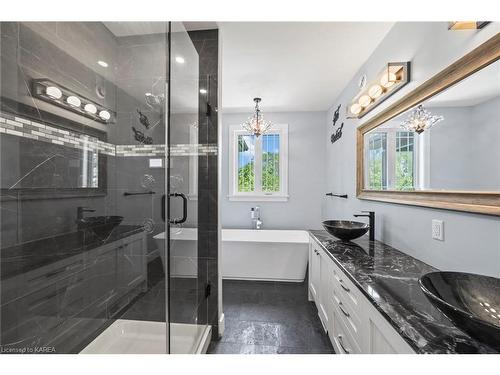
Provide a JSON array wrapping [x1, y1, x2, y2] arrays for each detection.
[[337, 334, 350, 354], [339, 280, 350, 292], [338, 302, 350, 317]]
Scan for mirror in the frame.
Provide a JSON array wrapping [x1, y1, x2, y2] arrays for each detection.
[[1, 133, 100, 190], [364, 60, 500, 192], [357, 34, 500, 215]]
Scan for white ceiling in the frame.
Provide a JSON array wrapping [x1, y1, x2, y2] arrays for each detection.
[[219, 22, 394, 113], [103, 22, 218, 37], [103, 22, 169, 36]]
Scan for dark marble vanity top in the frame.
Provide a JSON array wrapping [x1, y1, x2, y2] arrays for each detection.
[[309, 230, 498, 354], [1, 225, 144, 281]]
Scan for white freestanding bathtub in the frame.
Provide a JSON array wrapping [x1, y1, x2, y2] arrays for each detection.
[[153, 228, 310, 282], [222, 229, 309, 282]]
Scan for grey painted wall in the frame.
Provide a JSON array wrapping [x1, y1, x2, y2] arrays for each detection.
[[427, 98, 500, 191], [221, 111, 326, 230], [324, 22, 500, 278]]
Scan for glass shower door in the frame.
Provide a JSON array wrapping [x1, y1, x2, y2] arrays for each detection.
[[168, 22, 208, 353]]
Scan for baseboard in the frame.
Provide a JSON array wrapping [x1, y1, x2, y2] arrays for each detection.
[[222, 276, 304, 283]]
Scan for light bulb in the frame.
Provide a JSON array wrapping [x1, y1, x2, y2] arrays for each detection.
[[46, 86, 62, 99], [99, 110, 111, 121], [380, 72, 397, 88], [84, 103, 97, 114], [97, 60, 108, 68], [175, 56, 185, 64], [358, 95, 372, 108], [368, 84, 383, 99], [350, 103, 362, 115], [199, 89, 207, 94], [66, 95, 81, 107]]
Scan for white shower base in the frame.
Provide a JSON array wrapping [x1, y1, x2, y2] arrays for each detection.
[[80, 319, 211, 354]]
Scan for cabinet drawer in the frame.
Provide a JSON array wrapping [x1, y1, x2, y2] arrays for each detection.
[[27, 257, 84, 292], [331, 262, 362, 313], [331, 307, 361, 354], [332, 286, 361, 344]]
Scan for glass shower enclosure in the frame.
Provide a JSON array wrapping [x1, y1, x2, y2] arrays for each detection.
[[0, 21, 210, 354]]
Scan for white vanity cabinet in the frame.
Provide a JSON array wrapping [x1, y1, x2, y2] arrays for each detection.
[[308, 239, 333, 331], [308, 235, 415, 354]]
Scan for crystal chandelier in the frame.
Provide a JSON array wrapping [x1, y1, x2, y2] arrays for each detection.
[[242, 97, 272, 137], [400, 105, 444, 134]]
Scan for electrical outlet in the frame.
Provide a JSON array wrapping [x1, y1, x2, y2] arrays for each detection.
[[432, 219, 444, 241]]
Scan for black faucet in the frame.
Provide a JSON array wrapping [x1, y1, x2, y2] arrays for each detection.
[[353, 211, 375, 241], [77, 206, 95, 221]]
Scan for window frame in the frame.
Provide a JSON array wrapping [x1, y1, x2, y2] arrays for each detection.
[[228, 124, 289, 201]]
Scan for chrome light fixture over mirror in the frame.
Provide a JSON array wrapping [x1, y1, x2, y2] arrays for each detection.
[[242, 97, 272, 137], [400, 104, 444, 134]]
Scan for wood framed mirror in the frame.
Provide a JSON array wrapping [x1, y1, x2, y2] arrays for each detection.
[[356, 33, 500, 216]]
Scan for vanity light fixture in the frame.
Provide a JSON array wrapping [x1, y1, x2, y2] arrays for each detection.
[[400, 104, 444, 134], [350, 103, 362, 116], [84, 103, 97, 114], [358, 94, 372, 108], [368, 84, 383, 99], [46, 86, 63, 99], [348, 62, 410, 119], [32, 78, 114, 124], [448, 22, 491, 30], [99, 110, 111, 121], [242, 97, 273, 137], [66, 95, 81, 107]]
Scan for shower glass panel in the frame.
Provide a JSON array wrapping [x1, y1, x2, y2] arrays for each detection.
[[0, 21, 174, 354], [168, 21, 208, 354]]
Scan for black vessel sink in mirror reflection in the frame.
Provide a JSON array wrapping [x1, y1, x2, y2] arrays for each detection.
[[419, 271, 500, 349], [322, 220, 369, 241], [77, 216, 124, 239]]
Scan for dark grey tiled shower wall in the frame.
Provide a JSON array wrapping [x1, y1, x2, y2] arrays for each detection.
[[0, 22, 114, 247], [0, 22, 169, 248], [189, 29, 220, 339]]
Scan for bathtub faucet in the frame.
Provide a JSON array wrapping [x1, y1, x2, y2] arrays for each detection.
[[251, 206, 263, 230]]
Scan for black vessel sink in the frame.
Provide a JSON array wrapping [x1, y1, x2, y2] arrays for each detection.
[[419, 271, 500, 349], [322, 220, 369, 241], [77, 216, 124, 239]]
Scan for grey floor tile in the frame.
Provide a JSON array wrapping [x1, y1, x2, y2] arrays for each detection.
[[208, 279, 335, 354]]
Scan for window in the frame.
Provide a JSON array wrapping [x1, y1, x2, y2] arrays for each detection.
[[365, 129, 418, 190], [229, 124, 288, 201]]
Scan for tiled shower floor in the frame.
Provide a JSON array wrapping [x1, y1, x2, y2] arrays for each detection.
[[207, 279, 335, 354]]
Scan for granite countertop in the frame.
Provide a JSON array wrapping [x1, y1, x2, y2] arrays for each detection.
[[1, 225, 144, 281], [309, 230, 498, 354]]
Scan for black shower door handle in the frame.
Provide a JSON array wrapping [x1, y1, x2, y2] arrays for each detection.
[[166, 192, 188, 224]]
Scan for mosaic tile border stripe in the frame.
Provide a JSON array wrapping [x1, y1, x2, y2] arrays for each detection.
[[0, 112, 218, 157]]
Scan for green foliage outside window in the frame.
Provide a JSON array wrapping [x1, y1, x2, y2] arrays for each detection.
[[395, 150, 414, 190], [238, 162, 255, 192], [262, 152, 280, 192]]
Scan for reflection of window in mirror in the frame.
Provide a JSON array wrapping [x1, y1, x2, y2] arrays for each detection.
[[365, 128, 421, 191]]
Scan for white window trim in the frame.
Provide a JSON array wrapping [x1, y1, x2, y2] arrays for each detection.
[[228, 124, 289, 202]]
